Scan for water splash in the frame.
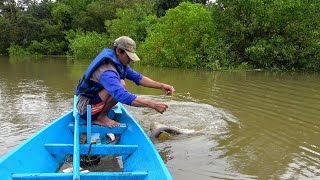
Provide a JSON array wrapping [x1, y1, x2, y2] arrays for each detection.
[[126, 95, 239, 136]]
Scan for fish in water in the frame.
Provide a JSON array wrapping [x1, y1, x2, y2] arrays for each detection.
[[149, 122, 195, 140]]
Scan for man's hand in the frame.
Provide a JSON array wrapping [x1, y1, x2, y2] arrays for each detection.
[[131, 97, 168, 114], [153, 102, 168, 113], [161, 84, 175, 95]]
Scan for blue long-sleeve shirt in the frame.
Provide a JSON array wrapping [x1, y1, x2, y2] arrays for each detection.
[[99, 66, 143, 105]]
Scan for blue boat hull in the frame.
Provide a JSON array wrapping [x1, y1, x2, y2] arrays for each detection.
[[0, 104, 172, 180]]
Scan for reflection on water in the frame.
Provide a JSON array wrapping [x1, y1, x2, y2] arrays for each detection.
[[0, 56, 320, 179]]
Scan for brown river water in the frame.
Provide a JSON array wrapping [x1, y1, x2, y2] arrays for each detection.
[[0, 56, 319, 179]]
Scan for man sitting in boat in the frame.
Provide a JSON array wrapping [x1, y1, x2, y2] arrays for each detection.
[[76, 36, 175, 128]]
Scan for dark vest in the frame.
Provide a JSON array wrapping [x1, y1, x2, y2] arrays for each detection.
[[75, 48, 127, 98]]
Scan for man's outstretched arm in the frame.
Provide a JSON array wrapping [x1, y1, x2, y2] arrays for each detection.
[[131, 97, 168, 114], [139, 76, 175, 95]]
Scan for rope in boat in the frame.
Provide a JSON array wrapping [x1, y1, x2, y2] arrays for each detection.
[[81, 134, 121, 168]]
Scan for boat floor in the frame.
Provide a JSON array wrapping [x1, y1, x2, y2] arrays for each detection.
[[58, 132, 123, 173], [57, 155, 123, 173]]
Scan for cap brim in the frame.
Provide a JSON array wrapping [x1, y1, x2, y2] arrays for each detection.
[[125, 51, 140, 61]]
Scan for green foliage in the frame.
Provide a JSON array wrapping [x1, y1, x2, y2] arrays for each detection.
[[155, 0, 181, 17], [105, 4, 158, 44], [7, 44, 31, 56], [0, 0, 20, 20], [0, 16, 11, 54], [27, 0, 54, 20], [7, 39, 67, 56], [51, 2, 73, 30], [68, 31, 111, 59], [140, 2, 228, 70], [213, 0, 320, 70], [28, 39, 67, 55], [65, 29, 85, 44], [63, 0, 94, 13], [85, 1, 111, 32], [155, 0, 208, 17], [1, 0, 319, 71]]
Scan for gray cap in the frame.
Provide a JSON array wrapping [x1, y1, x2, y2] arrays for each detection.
[[113, 36, 140, 61]]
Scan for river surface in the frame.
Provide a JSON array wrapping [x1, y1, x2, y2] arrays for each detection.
[[0, 56, 319, 179]]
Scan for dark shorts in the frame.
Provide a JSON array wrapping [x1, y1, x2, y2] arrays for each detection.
[[80, 94, 104, 121]]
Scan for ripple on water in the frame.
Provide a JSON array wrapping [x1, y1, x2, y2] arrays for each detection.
[[0, 121, 37, 155], [0, 77, 72, 157], [281, 148, 320, 179]]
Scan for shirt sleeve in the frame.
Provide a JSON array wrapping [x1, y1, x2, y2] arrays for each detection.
[[125, 65, 143, 85], [99, 70, 137, 105]]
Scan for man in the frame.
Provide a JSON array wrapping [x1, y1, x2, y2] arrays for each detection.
[[76, 36, 175, 128]]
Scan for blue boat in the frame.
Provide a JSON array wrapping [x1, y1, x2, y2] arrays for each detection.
[[0, 96, 172, 180]]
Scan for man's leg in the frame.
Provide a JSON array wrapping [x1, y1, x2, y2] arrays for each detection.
[[93, 80, 126, 127], [93, 89, 120, 127]]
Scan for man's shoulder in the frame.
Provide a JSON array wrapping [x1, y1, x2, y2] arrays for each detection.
[[96, 60, 117, 73], [91, 61, 119, 82]]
